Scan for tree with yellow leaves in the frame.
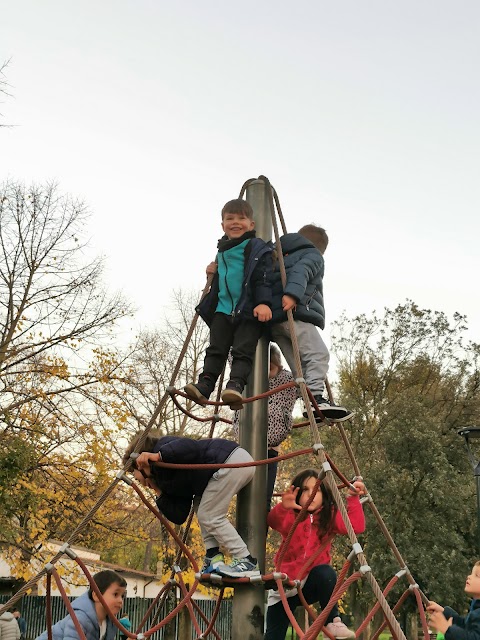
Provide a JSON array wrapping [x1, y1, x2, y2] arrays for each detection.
[[0, 180, 134, 581]]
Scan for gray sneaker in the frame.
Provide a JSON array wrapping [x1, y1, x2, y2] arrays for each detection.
[[217, 557, 260, 578], [200, 552, 224, 574]]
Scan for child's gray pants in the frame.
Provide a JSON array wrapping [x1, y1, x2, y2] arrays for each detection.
[[196, 447, 255, 559], [270, 320, 329, 397]]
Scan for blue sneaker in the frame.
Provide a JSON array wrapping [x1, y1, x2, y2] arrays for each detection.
[[200, 552, 224, 574], [217, 557, 260, 578]]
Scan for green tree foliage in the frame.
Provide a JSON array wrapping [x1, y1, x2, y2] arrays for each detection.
[[327, 301, 480, 621]]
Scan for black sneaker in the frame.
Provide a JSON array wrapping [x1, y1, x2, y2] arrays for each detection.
[[311, 395, 355, 422], [221, 380, 244, 408], [184, 376, 215, 404]]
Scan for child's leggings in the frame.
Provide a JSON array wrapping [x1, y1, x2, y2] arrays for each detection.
[[264, 563, 339, 640]]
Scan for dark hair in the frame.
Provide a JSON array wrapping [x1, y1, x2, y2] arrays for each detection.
[[221, 199, 253, 220], [88, 570, 127, 599], [122, 430, 162, 470], [270, 344, 283, 370], [291, 469, 337, 537], [298, 224, 329, 254]]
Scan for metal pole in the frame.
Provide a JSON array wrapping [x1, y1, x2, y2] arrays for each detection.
[[475, 463, 480, 554], [232, 179, 270, 639]]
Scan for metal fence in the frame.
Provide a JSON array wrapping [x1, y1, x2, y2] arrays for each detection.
[[0, 595, 233, 640]]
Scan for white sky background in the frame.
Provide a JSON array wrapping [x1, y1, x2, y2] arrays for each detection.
[[1, 1, 479, 357]]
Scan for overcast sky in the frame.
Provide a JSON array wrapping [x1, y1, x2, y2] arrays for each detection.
[[1, 1, 479, 354]]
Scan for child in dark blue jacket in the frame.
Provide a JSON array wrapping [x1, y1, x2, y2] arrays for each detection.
[[428, 561, 480, 640], [270, 224, 352, 421], [124, 432, 260, 578], [184, 198, 273, 409]]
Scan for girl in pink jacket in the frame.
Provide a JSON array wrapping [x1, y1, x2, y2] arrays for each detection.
[[265, 469, 365, 640]]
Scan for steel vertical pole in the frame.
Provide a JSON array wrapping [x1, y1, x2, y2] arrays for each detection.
[[475, 463, 480, 554], [231, 179, 271, 639]]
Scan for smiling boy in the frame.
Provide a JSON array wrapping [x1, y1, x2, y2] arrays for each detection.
[[427, 562, 480, 640], [184, 198, 273, 408]]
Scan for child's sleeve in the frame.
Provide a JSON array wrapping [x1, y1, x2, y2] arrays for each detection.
[[332, 495, 366, 535], [444, 607, 480, 640], [251, 248, 273, 307], [283, 249, 324, 303], [267, 503, 294, 536], [444, 607, 464, 628], [62, 611, 94, 640]]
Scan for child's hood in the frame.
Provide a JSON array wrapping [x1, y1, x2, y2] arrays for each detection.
[[279, 233, 317, 255], [0, 612, 15, 621], [71, 591, 98, 622]]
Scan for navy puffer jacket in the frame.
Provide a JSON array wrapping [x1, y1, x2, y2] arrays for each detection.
[[196, 234, 273, 326], [151, 436, 239, 525], [270, 233, 326, 329]]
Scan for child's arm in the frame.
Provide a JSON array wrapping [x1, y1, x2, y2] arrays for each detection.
[[333, 481, 366, 535], [267, 490, 298, 534], [251, 246, 273, 320], [283, 248, 324, 303], [428, 601, 480, 640], [62, 610, 96, 640]]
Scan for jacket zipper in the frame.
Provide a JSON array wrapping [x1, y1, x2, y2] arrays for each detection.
[[305, 288, 317, 311], [220, 254, 235, 315], [304, 514, 314, 561]]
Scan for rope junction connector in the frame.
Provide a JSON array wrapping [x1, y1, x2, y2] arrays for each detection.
[[59, 543, 77, 559], [273, 572, 288, 582], [129, 452, 139, 460], [212, 413, 221, 422], [360, 565, 372, 575], [250, 574, 264, 584], [173, 565, 181, 574], [409, 583, 420, 591], [45, 563, 54, 573], [312, 443, 324, 455], [322, 461, 332, 473], [295, 377, 306, 386], [166, 386, 175, 394], [395, 569, 408, 579], [348, 543, 364, 561], [136, 634, 145, 640], [118, 471, 133, 485], [360, 495, 372, 504], [168, 578, 177, 585]]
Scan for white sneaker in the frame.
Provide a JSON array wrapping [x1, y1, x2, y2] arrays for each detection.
[[325, 617, 356, 639]]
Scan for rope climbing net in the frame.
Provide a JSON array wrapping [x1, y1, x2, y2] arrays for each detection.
[[1, 176, 432, 640]]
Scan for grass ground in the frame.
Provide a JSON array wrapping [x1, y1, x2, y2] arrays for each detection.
[[285, 629, 392, 639]]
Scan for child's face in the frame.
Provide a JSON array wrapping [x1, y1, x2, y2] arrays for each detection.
[[465, 565, 480, 598], [93, 582, 126, 616], [221, 211, 255, 240], [298, 476, 323, 512]]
